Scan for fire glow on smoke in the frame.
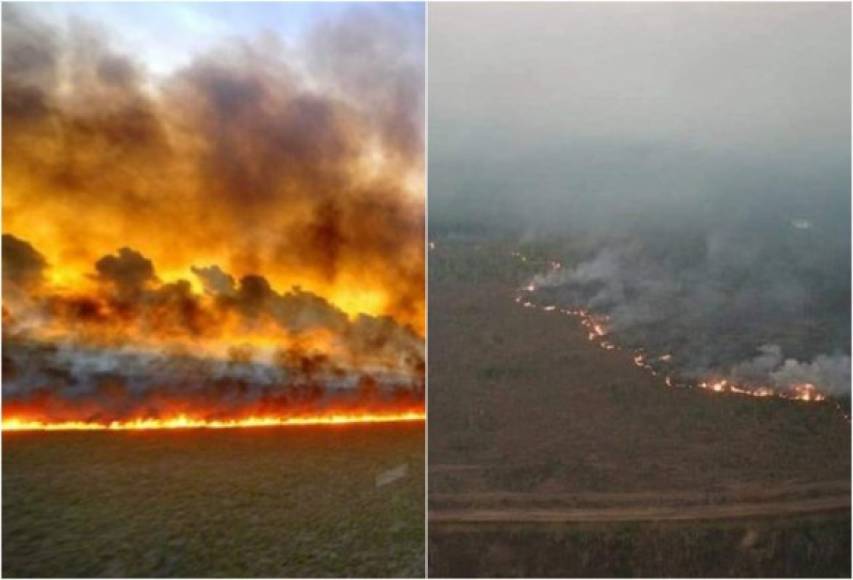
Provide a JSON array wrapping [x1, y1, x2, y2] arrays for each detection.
[[2, 6, 424, 430]]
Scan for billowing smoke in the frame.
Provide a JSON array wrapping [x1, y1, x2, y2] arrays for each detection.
[[3, 4, 424, 330], [731, 345, 850, 396], [530, 221, 850, 396], [3, 341, 422, 424], [2, 4, 424, 424], [3, 235, 46, 291], [429, 3, 849, 399], [3, 235, 424, 423]]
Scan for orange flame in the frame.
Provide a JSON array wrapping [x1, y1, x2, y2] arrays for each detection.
[[3, 410, 425, 432]]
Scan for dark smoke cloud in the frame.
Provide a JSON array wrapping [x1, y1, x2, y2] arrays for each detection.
[[3, 3, 424, 330], [95, 247, 157, 300], [308, 6, 425, 167], [7, 238, 423, 372], [3, 238, 424, 421], [3, 234, 47, 290]]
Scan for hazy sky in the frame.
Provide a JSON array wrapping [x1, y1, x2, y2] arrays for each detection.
[[429, 2, 850, 229], [24, 2, 423, 77]]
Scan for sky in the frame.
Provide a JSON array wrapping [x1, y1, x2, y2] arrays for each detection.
[[24, 3, 424, 77], [429, 2, 850, 230]]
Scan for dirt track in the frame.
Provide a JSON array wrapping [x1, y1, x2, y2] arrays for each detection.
[[431, 479, 850, 522], [432, 496, 849, 524]]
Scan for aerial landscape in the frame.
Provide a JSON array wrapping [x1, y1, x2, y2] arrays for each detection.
[[3, 3, 424, 577], [428, 3, 850, 577]]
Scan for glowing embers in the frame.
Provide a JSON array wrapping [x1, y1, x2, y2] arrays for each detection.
[[790, 383, 825, 402], [696, 380, 824, 402], [3, 409, 426, 432], [658, 372, 825, 402]]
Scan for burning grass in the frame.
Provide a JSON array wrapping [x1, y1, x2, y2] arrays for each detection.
[[2, 409, 425, 432]]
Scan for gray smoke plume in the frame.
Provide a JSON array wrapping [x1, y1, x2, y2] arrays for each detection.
[[429, 3, 850, 397], [2, 338, 421, 422], [532, 225, 850, 395]]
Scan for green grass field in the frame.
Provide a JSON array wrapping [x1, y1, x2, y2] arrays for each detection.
[[3, 423, 424, 578]]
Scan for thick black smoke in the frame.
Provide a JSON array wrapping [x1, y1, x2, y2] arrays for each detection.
[[3, 4, 425, 330]]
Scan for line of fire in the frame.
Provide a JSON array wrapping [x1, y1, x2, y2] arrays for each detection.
[[510, 251, 844, 413], [2, 5, 425, 431]]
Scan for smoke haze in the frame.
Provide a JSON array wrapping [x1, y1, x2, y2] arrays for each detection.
[[429, 3, 850, 396]]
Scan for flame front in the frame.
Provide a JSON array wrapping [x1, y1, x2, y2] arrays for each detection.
[[512, 250, 835, 407], [3, 409, 425, 432]]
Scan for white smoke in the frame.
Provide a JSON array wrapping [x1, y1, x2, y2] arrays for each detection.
[[533, 232, 850, 396], [732, 344, 850, 395]]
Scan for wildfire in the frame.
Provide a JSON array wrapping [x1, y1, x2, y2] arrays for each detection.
[[515, 252, 834, 406], [696, 380, 825, 402], [1, 7, 429, 433], [3, 409, 426, 432], [789, 383, 825, 402]]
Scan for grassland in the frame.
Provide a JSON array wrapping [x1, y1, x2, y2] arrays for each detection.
[[3, 423, 424, 578], [429, 514, 851, 577], [427, 237, 850, 577]]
